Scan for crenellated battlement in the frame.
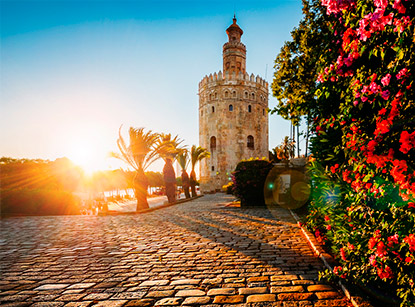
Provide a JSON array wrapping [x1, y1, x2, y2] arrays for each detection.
[[198, 70, 268, 89]]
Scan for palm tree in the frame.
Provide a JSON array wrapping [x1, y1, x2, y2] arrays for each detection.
[[190, 145, 210, 197], [177, 150, 191, 199], [111, 126, 160, 211], [157, 133, 184, 203], [275, 136, 296, 161]]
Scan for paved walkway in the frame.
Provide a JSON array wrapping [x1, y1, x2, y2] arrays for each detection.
[[0, 194, 352, 307]]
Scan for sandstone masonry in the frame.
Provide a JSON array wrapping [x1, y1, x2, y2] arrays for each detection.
[[199, 17, 269, 192]]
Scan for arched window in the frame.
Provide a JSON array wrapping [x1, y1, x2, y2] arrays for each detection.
[[211, 166, 215, 171], [212, 106, 215, 113], [224, 91, 229, 98], [263, 109, 265, 115], [247, 135, 254, 149], [209, 93, 212, 100], [244, 91, 249, 99], [210, 136, 216, 151], [214, 92, 218, 99], [232, 91, 237, 98], [251, 93, 255, 100], [229, 104, 233, 111], [248, 105, 252, 113]]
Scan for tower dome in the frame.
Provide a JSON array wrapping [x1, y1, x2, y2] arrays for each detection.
[[198, 17, 269, 192]]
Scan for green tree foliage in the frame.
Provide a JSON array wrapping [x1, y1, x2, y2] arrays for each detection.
[[157, 133, 184, 203], [190, 145, 210, 197], [271, 0, 329, 125], [112, 126, 160, 211]]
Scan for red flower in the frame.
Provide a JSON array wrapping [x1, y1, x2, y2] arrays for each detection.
[[376, 241, 388, 258], [348, 242, 355, 250], [387, 234, 399, 247], [405, 257, 413, 264], [409, 202, 415, 209], [369, 255, 377, 267], [399, 131, 415, 154], [404, 234, 415, 252], [326, 225, 332, 231], [333, 266, 343, 275], [377, 265, 393, 279], [340, 248, 347, 261]]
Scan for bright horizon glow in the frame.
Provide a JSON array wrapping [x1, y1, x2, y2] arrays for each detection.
[[1, 0, 304, 174]]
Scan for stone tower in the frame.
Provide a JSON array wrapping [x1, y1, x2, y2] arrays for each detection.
[[198, 17, 269, 192]]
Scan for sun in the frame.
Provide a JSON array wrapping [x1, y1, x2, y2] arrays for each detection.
[[67, 143, 105, 175]]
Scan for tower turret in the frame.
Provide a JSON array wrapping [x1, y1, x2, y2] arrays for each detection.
[[223, 16, 246, 75]]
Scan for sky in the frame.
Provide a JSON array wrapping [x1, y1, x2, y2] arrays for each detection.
[[0, 0, 304, 173]]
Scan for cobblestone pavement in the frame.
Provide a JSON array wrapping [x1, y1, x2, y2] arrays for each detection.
[[0, 194, 352, 307]]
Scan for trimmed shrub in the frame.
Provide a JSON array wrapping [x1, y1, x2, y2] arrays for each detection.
[[233, 159, 273, 207], [0, 188, 81, 216]]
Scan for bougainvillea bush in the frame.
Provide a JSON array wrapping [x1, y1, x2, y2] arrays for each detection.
[[272, 0, 414, 305]]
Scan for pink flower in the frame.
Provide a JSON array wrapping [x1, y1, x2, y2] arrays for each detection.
[[393, 0, 406, 14], [374, 0, 388, 10], [397, 68, 408, 80], [381, 90, 390, 100], [353, 100, 359, 106], [381, 74, 391, 86], [369, 81, 380, 94]]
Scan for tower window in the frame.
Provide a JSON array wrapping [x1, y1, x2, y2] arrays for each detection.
[[212, 106, 215, 113], [248, 105, 252, 113], [211, 166, 215, 171], [247, 135, 254, 149], [209, 93, 212, 100], [210, 136, 216, 151], [229, 104, 233, 111], [232, 91, 237, 98], [244, 91, 248, 99], [251, 93, 255, 100], [263, 109, 265, 115], [224, 91, 229, 98], [214, 92, 218, 99]]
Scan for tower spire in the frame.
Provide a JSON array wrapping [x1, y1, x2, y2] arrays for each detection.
[[223, 17, 246, 74]]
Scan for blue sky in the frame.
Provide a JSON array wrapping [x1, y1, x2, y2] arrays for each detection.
[[1, 0, 304, 172]]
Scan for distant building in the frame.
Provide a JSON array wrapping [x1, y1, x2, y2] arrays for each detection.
[[198, 17, 269, 192]]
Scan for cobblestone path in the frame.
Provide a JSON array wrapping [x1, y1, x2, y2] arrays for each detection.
[[0, 194, 351, 307]]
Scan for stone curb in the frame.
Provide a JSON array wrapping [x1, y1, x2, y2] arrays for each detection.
[[289, 209, 365, 307], [105, 195, 204, 215]]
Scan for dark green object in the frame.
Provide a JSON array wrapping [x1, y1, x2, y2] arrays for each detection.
[[233, 160, 273, 207]]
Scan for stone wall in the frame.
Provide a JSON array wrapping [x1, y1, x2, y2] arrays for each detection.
[[199, 71, 269, 192]]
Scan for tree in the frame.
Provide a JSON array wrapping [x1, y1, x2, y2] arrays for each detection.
[[190, 145, 210, 197], [177, 150, 191, 198], [112, 127, 160, 211], [157, 133, 184, 203], [271, 0, 331, 154], [274, 136, 296, 161]]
